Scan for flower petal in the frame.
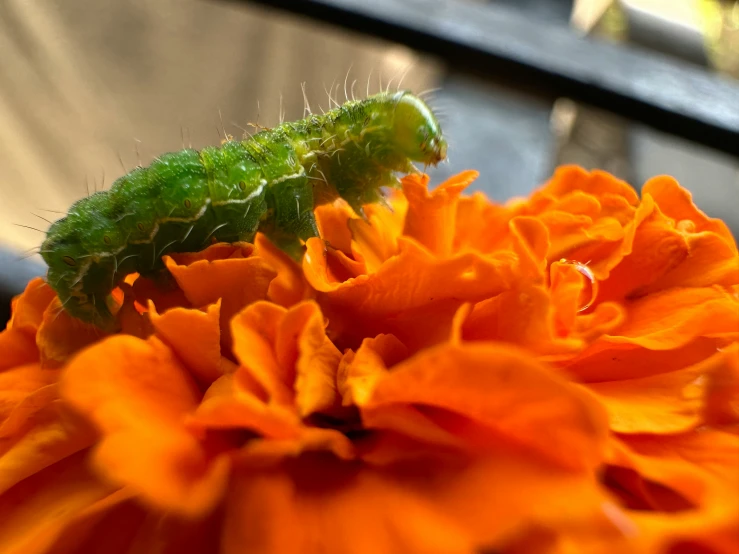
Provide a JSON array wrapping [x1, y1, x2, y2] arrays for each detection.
[[188, 373, 300, 439], [305, 237, 517, 351], [339, 333, 408, 406], [509, 216, 549, 280], [223, 455, 474, 554], [541, 166, 639, 206], [149, 300, 224, 386], [360, 341, 609, 470], [401, 171, 478, 257], [596, 195, 690, 303], [60, 335, 227, 516], [604, 286, 739, 349], [292, 303, 343, 418], [224, 450, 619, 554], [230, 302, 297, 406], [0, 451, 125, 554], [164, 243, 277, 352], [253, 232, 311, 307], [54, 494, 225, 554], [130, 273, 191, 314], [453, 192, 512, 254], [704, 343, 739, 427], [236, 427, 355, 466], [0, 364, 56, 424], [644, 231, 739, 292], [0, 382, 94, 495], [7, 278, 56, 334], [36, 298, 110, 368], [560, 338, 720, 382], [643, 175, 737, 250], [609, 429, 739, 511], [230, 301, 343, 417], [348, 217, 395, 274], [462, 285, 583, 355], [315, 199, 356, 256], [623, 429, 739, 489], [0, 328, 39, 372], [586, 350, 722, 434]]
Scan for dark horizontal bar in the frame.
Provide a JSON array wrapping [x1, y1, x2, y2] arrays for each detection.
[[228, 0, 739, 157]]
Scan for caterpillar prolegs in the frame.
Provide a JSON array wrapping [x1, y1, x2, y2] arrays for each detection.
[[41, 91, 447, 329]]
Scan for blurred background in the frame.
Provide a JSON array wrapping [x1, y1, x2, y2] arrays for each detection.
[[1, 0, 738, 325]]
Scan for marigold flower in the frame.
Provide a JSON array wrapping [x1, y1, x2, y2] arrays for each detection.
[[1, 166, 737, 553]]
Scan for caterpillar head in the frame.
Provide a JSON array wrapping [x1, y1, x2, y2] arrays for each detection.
[[392, 92, 447, 166]]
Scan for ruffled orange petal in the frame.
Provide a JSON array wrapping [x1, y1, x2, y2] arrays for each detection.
[[509, 216, 549, 280], [41, 489, 147, 554], [223, 449, 622, 554], [291, 305, 343, 418], [559, 338, 720, 382], [115, 283, 155, 339], [623, 429, 739, 490], [359, 341, 609, 470], [539, 166, 639, 206], [0, 452, 126, 554], [549, 260, 592, 333], [454, 192, 512, 254], [606, 440, 709, 512], [596, 195, 689, 303], [230, 301, 342, 417], [253, 232, 311, 307], [654, 512, 739, 554], [0, 364, 56, 423], [547, 259, 626, 346], [6, 278, 56, 334], [336, 191, 409, 273], [401, 171, 478, 257], [164, 242, 277, 352], [236, 427, 355, 466], [643, 175, 737, 249], [304, 237, 517, 351], [315, 199, 356, 256], [604, 286, 739, 349], [347, 218, 393, 274], [36, 298, 109, 368], [704, 343, 739, 428], [518, 167, 640, 280], [0, 328, 39, 371], [129, 272, 191, 315], [338, 333, 408, 407], [0, 381, 94, 496], [47, 493, 224, 554], [190, 376, 354, 467], [586, 350, 721, 434], [644, 231, 739, 292], [230, 302, 299, 407], [188, 373, 301, 439], [149, 300, 224, 386], [223, 455, 474, 554], [609, 429, 739, 512], [2, 166, 735, 553], [462, 283, 595, 356], [60, 335, 228, 517]]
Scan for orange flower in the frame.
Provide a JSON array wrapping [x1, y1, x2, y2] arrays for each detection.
[[0, 166, 737, 554]]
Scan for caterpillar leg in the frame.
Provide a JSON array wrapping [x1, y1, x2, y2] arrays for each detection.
[[262, 174, 319, 260]]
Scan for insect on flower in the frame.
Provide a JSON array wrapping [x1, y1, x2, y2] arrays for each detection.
[[40, 91, 447, 330]]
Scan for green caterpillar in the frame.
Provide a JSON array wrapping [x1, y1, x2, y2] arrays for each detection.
[[40, 91, 447, 330]]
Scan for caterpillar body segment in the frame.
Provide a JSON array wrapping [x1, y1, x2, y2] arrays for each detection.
[[41, 91, 447, 329]]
